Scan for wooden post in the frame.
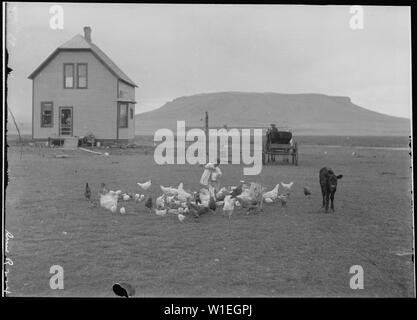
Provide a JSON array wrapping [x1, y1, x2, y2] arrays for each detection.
[[8, 107, 23, 159]]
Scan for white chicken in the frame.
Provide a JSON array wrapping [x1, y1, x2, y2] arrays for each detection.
[[264, 198, 273, 203], [155, 209, 167, 216], [177, 193, 190, 202], [168, 208, 179, 214], [137, 180, 152, 190], [156, 195, 165, 208], [120, 207, 126, 214], [166, 195, 175, 204], [134, 194, 140, 201], [100, 191, 119, 212], [236, 188, 252, 203], [160, 185, 179, 195], [216, 187, 228, 200], [223, 195, 236, 219], [262, 184, 280, 200], [122, 194, 130, 201], [177, 183, 192, 202], [178, 214, 186, 222], [281, 181, 294, 190]]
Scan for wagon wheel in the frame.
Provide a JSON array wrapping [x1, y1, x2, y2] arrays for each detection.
[[291, 148, 295, 165], [293, 142, 298, 166], [262, 135, 268, 165]]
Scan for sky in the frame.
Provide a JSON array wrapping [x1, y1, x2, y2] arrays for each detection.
[[6, 3, 411, 126]]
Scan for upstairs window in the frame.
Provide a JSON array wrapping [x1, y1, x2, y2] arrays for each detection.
[[64, 63, 74, 88], [41, 102, 53, 127], [118, 103, 128, 128], [77, 63, 88, 88]]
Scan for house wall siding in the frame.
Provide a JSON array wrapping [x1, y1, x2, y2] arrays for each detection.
[[33, 50, 121, 140]]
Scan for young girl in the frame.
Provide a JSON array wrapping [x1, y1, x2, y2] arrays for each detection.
[[200, 159, 222, 198]]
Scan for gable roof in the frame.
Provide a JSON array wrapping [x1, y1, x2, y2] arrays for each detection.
[[28, 34, 138, 87]]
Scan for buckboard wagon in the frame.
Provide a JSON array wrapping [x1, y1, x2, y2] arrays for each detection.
[[262, 130, 298, 165]]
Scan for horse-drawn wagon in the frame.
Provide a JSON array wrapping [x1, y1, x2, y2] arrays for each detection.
[[262, 129, 298, 165]]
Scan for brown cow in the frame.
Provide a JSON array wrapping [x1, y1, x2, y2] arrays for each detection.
[[319, 167, 343, 212]]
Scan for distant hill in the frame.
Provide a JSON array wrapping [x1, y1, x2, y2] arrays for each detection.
[[135, 92, 410, 136]]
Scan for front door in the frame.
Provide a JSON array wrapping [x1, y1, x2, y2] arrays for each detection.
[[59, 107, 73, 136]]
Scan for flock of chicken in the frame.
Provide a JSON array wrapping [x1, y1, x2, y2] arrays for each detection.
[[84, 179, 311, 223]]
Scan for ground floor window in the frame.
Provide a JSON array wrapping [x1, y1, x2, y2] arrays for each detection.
[[118, 103, 128, 128], [130, 107, 134, 120], [41, 102, 53, 127]]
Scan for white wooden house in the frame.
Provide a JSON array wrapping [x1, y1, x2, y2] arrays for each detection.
[[28, 26, 137, 144]]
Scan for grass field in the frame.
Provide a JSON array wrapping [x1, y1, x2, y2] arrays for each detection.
[[5, 140, 414, 297]]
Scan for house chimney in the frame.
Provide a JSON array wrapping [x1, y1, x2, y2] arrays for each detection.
[[84, 26, 92, 42]]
